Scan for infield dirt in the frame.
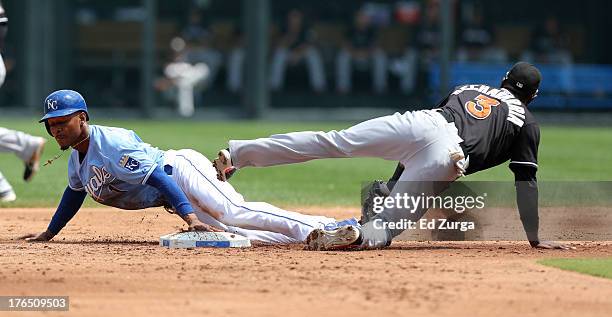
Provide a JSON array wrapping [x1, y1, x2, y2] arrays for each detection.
[[1, 207, 611, 317]]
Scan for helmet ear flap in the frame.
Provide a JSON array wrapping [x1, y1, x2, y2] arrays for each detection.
[[44, 121, 53, 136]]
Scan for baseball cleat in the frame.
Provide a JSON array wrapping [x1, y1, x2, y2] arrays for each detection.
[[306, 225, 361, 251], [0, 190, 17, 202], [324, 217, 360, 230], [213, 149, 237, 181], [24, 138, 46, 182]]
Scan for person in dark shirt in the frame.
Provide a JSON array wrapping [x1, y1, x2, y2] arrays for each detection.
[[392, 0, 439, 94], [456, 10, 507, 63], [522, 15, 572, 65], [269, 9, 327, 93], [213, 62, 574, 251], [335, 9, 388, 94], [177, 10, 222, 88]]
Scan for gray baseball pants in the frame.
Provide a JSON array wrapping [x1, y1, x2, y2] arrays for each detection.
[[228, 110, 468, 248], [0, 127, 44, 194]]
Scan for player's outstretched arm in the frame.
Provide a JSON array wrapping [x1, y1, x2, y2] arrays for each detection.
[[146, 166, 222, 232], [513, 166, 574, 250], [22, 186, 87, 242]]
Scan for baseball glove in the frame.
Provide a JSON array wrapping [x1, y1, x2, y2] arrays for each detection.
[[360, 180, 391, 224]]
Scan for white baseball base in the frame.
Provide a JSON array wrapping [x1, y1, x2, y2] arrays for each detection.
[[160, 231, 251, 249]]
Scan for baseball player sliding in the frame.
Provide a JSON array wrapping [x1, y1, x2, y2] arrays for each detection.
[[23, 90, 357, 244], [214, 62, 574, 251]]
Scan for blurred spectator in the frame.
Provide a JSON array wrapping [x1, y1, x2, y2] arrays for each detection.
[[154, 9, 221, 117], [456, 9, 507, 63], [521, 15, 572, 64], [390, 0, 441, 94], [155, 37, 210, 117], [226, 26, 244, 93], [269, 9, 327, 93], [416, 0, 441, 65], [178, 10, 222, 88], [335, 9, 388, 94]]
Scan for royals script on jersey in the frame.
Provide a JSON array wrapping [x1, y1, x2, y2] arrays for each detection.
[[67, 125, 169, 209]]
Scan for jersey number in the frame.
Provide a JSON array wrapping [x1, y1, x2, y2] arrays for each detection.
[[465, 94, 500, 119]]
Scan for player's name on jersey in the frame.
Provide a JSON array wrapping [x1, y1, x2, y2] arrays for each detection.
[[453, 84, 527, 127]]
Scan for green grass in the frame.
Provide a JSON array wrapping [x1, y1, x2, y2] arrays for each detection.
[[0, 118, 611, 207], [539, 258, 612, 279]]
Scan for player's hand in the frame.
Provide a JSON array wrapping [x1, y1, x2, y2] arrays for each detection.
[[189, 222, 224, 232], [533, 241, 575, 250], [182, 213, 223, 232], [19, 231, 54, 242]]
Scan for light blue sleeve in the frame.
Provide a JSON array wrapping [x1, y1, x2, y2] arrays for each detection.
[[102, 131, 159, 185], [67, 153, 85, 191]]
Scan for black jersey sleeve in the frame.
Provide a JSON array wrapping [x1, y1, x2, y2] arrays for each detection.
[[509, 122, 540, 171]]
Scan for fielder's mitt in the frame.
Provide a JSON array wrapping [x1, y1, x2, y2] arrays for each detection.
[[360, 180, 391, 224]]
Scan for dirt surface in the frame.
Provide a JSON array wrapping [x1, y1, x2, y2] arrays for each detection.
[[1, 207, 611, 317]]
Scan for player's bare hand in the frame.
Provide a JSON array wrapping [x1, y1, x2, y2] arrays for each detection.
[[182, 213, 223, 232], [533, 241, 575, 250], [189, 222, 224, 232], [19, 231, 54, 242]]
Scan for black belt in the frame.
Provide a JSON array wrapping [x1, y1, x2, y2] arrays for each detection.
[[435, 109, 470, 159], [436, 108, 455, 123]]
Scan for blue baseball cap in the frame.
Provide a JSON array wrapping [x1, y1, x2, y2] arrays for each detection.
[[39, 89, 89, 123]]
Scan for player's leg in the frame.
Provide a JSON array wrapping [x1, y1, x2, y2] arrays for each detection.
[[0, 127, 46, 181], [192, 208, 298, 244], [356, 144, 462, 249], [227, 225, 298, 244], [227, 110, 456, 169], [307, 116, 467, 250], [168, 149, 344, 242], [0, 170, 15, 202]]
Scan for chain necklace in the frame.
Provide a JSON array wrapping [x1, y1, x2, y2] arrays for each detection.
[[43, 134, 90, 166]]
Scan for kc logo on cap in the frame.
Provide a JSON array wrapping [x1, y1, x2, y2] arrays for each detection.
[[46, 99, 58, 110]]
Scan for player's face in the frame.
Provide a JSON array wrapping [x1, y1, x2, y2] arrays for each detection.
[[47, 113, 84, 149]]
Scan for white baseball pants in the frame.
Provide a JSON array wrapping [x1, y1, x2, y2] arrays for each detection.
[[163, 149, 337, 244], [228, 110, 468, 245]]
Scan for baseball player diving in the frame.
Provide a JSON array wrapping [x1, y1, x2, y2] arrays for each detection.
[[23, 90, 357, 244], [213, 62, 573, 251]]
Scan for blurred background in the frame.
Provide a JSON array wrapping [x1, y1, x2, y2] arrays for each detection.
[[1, 0, 612, 120], [1, 0, 612, 206]]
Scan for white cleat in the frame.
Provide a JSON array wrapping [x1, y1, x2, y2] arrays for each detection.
[[212, 149, 237, 181], [0, 190, 17, 202], [306, 225, 361, 251]]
